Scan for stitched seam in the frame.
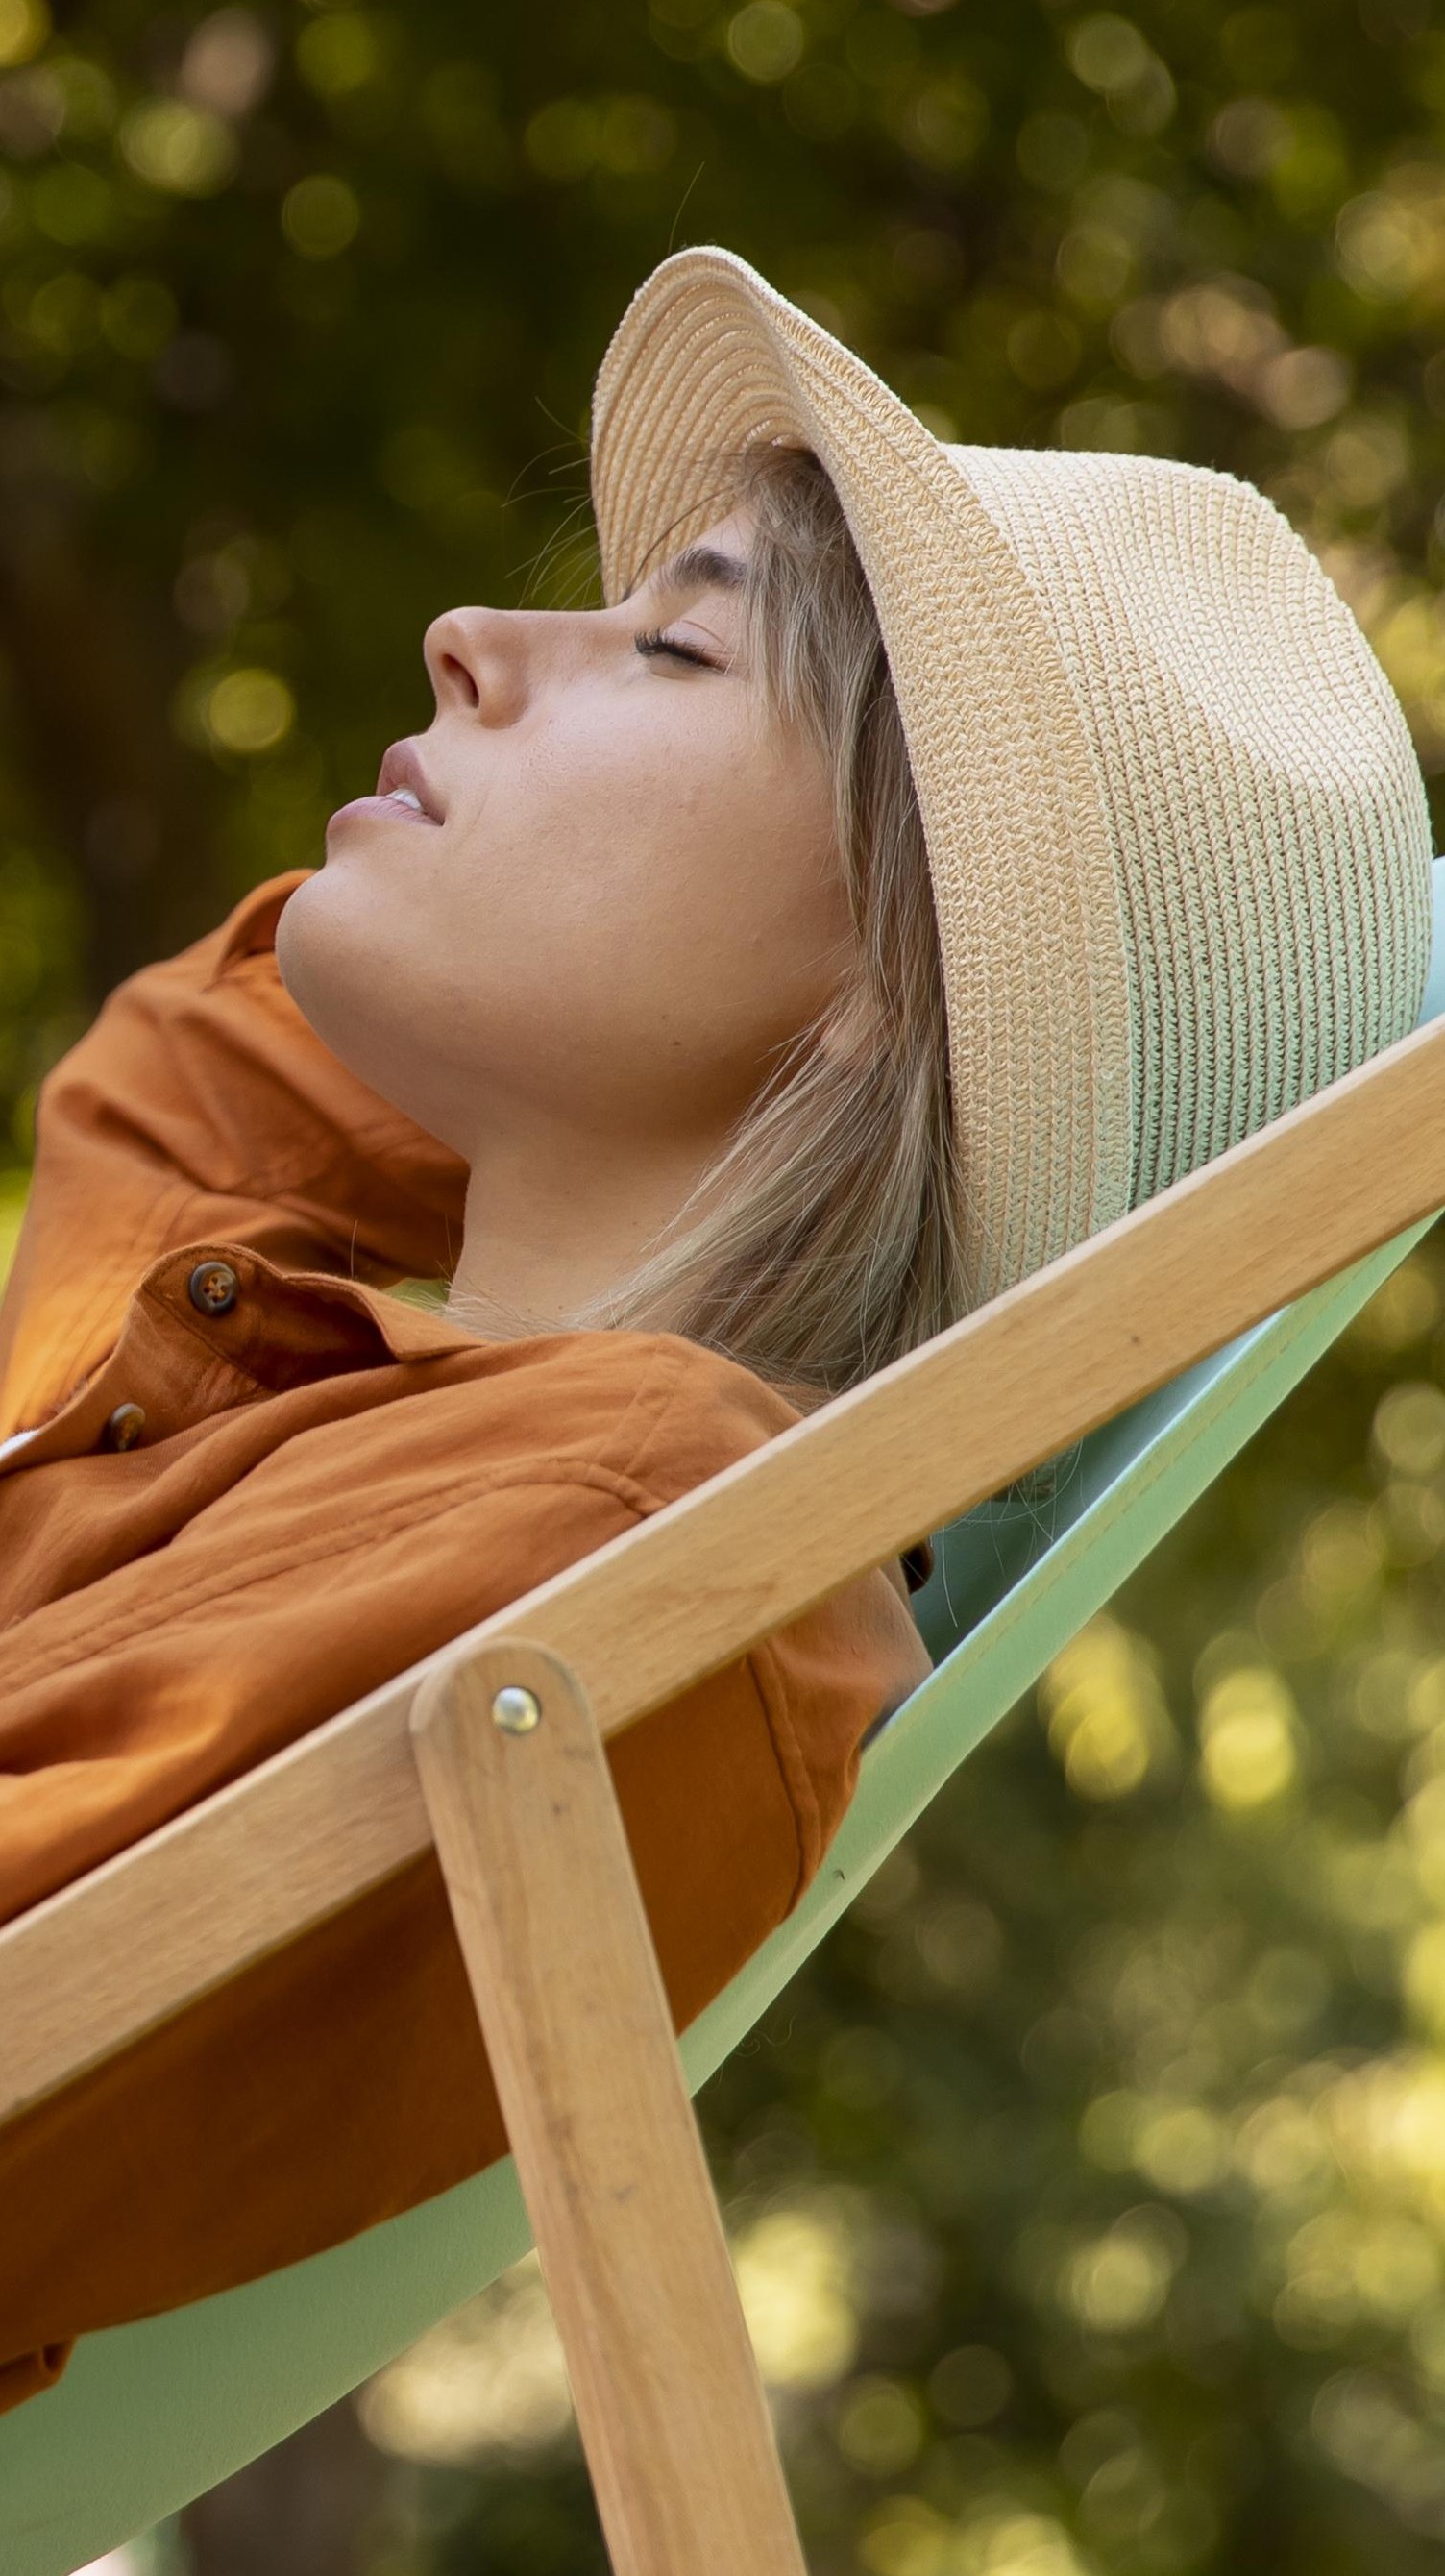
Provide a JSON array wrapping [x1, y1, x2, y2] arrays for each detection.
[[228, 1113, 433, 1205], [154, 1109, 434, 1214], [159, 1250, 449, 1371], [600, 1337, 693, 1485], [1, 1457, 821, 1912], [0, 1458, 671, 1692], [8, 1346, 704, 1689], [134, 1253, 403, 1387], [133, 1282, 276, 1391]]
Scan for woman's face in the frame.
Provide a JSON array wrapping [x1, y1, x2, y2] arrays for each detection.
[[276, 510, 852, 1172]]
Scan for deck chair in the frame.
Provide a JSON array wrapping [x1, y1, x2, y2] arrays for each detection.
[[4, 860, 1445, 2576]]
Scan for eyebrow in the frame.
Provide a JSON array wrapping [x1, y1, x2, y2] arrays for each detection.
[[632, 542, 748, 602]]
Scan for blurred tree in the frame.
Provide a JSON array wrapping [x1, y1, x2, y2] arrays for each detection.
[[361, 1232, 1445, 2575], [3, 0, 1445, 1153], [5, 0, 1445, 2570], [177, 2396, 387, 2576]]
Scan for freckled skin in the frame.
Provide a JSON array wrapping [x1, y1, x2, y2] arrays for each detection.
[[278, 511, 854, 1326]]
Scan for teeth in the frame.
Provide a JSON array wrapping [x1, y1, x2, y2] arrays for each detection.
[[387, 786, 424, 811]]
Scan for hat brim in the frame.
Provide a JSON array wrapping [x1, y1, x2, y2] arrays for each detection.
[[590, 246, 1136, 1310]]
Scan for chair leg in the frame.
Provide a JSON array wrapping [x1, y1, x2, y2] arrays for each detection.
[[411, 1640, 810, 2576]]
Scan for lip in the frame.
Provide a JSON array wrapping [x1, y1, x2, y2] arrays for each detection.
[[328, 738, 445, 834], [378, 739, 445, 819], [327, 794, 439, 835]]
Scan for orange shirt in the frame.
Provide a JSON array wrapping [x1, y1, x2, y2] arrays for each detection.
[[0, 871, 931, 2414]]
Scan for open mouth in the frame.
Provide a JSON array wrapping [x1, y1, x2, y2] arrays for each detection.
[[327, 735, 449, 839], [374, 739, 445, 823]]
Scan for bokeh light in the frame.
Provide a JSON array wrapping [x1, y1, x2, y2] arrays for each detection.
[[3, 6, 1445, 2568]]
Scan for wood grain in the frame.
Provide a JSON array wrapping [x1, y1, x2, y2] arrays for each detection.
[[412, 1644, 808, 2576], [3, 1010, 1444, 2123]]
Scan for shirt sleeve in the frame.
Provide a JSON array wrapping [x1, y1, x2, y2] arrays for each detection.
[[0, 871, 470, 1435], [0, 1362, 931, 2379], [0, 1344, 930, 1925]]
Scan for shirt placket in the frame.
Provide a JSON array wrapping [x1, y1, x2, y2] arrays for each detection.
[[0, 1249, 272, 1475]]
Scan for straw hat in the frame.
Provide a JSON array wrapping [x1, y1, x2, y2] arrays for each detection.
[[591, 246, 1433, 1312]]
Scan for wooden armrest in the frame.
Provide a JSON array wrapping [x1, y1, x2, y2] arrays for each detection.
[[3, 1013, 1444, 2122]]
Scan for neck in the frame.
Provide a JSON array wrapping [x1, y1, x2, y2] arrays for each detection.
[[444, 1121, 724, 1339]]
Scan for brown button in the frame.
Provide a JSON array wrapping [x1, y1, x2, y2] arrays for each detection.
[[188, 1259, 240, 1316], [105, 1402, 147, 1453]]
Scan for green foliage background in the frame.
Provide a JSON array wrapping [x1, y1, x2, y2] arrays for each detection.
[[5, 0, 1445, 2569]]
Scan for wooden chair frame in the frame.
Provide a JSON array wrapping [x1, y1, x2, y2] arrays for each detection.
[[4, 1013, 1445, 2573]]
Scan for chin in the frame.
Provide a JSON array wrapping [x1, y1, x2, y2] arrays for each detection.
[[276, 877, 470, 1149], [273, 872, 326, 1016], [274, 871, 375, 1062]]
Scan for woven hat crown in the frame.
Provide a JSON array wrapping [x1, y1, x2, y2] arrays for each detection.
[[592, 249, 1433, 1309]]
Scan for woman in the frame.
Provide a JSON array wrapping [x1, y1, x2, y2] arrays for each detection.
[[0, 248, 1432, 2411]]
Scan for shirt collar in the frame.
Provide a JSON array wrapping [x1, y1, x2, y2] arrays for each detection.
[[353, 1279, 491, 1363], [210, 869, 315, 978]]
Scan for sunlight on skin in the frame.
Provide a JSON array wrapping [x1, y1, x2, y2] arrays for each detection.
[[274, 510, 852, 1337]]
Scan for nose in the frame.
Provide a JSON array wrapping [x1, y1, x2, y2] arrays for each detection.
[[422, 602, 538, 728]]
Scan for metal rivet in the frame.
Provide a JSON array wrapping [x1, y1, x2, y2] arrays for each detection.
[[188, 1259, 240, 1316], [492, 1684, 542, 1734], [105, 1401, 147, 1453]]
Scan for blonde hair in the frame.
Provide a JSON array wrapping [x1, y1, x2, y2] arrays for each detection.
[[453, 444, 965, 1407]]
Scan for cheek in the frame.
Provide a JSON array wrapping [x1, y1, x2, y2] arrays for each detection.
[[506, 709, 845, 1126], [278, 695, 848, 1154], [448, 696, 844, 1038], [549, 702, 845, 1016]]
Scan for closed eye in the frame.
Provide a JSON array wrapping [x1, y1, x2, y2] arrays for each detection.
[[633, 627, 725, 673]]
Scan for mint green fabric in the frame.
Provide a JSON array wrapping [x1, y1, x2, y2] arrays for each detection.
[[6, 863, 1443, 2576]]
